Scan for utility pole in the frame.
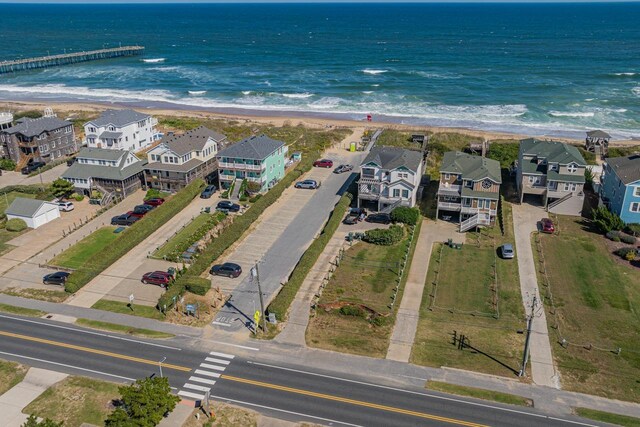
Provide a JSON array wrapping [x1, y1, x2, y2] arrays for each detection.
[[519, 295, 537, 377], [159, 356, 166, 378], [252, 261, 267, 334]]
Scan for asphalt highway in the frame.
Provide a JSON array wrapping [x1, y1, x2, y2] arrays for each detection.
[[0, 314, 603, 427]]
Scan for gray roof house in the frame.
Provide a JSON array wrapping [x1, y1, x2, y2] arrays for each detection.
[[218, 134, 285, 160], [85, 109, 151, 128], [5, 197, 60, 229], [0, 116, 77, 164], [84, 109, 159, 152]]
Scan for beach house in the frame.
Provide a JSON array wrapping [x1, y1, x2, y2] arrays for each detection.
[[0, 116, 78, 166], [517, 138, 586, 215], [216, 134, 287, 192], [436, 151, 502, 232], [144, 126, 227, 192], [83, 109, 159, 152], [356, 146, 425, 212], [599, 154, 640, 224]]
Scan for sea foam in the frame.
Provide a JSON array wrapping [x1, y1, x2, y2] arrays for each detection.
[[361, 69, 388, 75], [143, 58, 166, 63]]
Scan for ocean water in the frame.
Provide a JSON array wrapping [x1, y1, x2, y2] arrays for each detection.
[[0, 3, 639, 139]]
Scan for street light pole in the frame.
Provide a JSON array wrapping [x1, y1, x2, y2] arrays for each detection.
[[159, 356, 166, 378], [519, 295, 537, 377], [254, 261, 267, 333]]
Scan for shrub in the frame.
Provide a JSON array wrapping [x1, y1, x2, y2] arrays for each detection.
[[487, 143, 520, 169], [614, 247, 636, 259], [363, 225, 404, 246], [591, 206, 624, 234], [5, 218, 27, 232], [612, 236, 621, 242], [73, 193, 85, 202], [249, 194, 262, 203], [91, 190, 103, 199], [620, 234, 637, 245], [339, 305, 365, 317], [157, 283, 186, 311], [247, 181, 262, 194], [370, 315, 390, 326], [239, 195, 248, 202], [390, 206, 420, 225], [51, 178, 75, 198], [183, 276, 211, 296], [625, 223, 640, 237], [624, 251, 636, 261], [0, 158, 16, 171], [606, 230, 621, 241], [144, 188, 167, 200]]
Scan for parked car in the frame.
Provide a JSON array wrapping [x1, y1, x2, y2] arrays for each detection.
[[134, 204, 154, 213], [129, 205, 154, 218], [141, 271, 173, 287], [343, 215, 358, 225], [57, 201, 74, 212], [43, 271, 70, 286], [540, 218, 555, 234], [500, 243, 515, 259], [210, 262, 242, 278], [216, 200, 241, 212], [313, 159, 333, 168], [144, 198, 165, 207], [295, 179, 320, 189], [21, 161, 46, 175], [365, 213, 391, 224], [111, 214, 140, 226], [333, 164, 353, 174], [66, 157, 76, 167], [200, 185, 217, 199]]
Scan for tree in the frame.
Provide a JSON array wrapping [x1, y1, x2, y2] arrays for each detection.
[[51, 178, 75, 199], [390, 206, 420, 225], [22, 415, 63, 427], [0, 158, 16, 171], [105, 377, 180, 427], [591, 206, 624, 234]]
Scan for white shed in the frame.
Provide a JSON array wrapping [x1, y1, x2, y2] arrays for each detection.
[[5, 197, 60, 229]]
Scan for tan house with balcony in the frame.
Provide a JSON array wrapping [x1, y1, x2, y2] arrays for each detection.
[[436, 151, 502, 232], [517, 138, 586, 215]]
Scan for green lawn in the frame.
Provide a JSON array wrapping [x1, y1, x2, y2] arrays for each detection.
[[575, 408, 640, 427], [153, 212, 223, 261], [0, 227, 28, 256], [306, 223, 420, 357], [0, 287, 68, 303], [536, 217, 640, 402], [75, 318, 174, 338], [0, 191, 36, 214], [0, 359, 28, 395], [92, 299, 165, 321], [411, 204, 526, 378], [426, 381, 533, 407], [0, 303, 46, 317], [23, 376, 120, 427], [50, 226, 120, 269]]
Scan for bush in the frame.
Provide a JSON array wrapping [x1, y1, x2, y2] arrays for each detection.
[[614, 247, 636, 259], [73, 193, 84, 202], [249, 194, 262, 203], [65, 179, 205, 293], [51, 178, 75, 198], [390, 206, 420, 225], [625, 223, 640, 237], [363, 225, 404, 246], [5, 218, 27, 232], [339, 305, 365, 317], [183, 276, 211, 296], [239, 195, 248, 202], [91, 190, 103, 200], [157, 283, 186, 311], [624, 251, 636, 261], [0, 158, 16, 171], [247, 181, 262, 194], [591, 206, 625, 234], [370, 315, 390, 327], [620, 234, 637, 245], [487, 143, 520, 169], [606, 230, 621, 241], [144, 188, 167, 200]]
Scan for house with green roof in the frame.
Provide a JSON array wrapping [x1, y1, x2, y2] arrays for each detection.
[[517, 138, 586, 216], [437, 151, 502, 232]]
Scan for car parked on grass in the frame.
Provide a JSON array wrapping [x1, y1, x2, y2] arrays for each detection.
[[313, 159, 333, 168], [141, 271, 173, 287], [144, 198, 165, 207], [21, 161, 46, 175], [540, 218, 555, 234], [111, 213, 140, 226], [200, 185, 217, 199], [295, 179, 320, 189], [216, 200, 241, 213], [365, 213, 391, 224], [43, 271, 70, 286], [500, 243, 515, 259], [333, 164, 353, 174], [210, 262, 242, 278], [57, 201, 74, 212]]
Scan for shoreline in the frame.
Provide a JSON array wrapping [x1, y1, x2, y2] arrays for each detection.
[[2, 98, 639, 147]]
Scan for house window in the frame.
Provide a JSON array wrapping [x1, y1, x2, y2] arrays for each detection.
[[567, 163, 577, 173], [393, 189, 400, 198], [634, 187, 640, 197], [630, 202, 640, 212], [444, 173, 450, 180], [402, 189, 409, 198]]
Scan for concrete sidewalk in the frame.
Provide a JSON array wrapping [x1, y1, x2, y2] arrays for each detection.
[[0, 367, 68, 427], [386, 220, 462, 362]]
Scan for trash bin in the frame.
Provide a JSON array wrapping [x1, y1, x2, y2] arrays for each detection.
[[204, 207, 211, 214]]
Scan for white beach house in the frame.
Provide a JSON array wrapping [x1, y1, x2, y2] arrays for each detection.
[[83, 109, 159, 152]]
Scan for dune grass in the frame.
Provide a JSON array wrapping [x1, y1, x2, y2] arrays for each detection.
[[75, 318, 174, 338], [426, 381, 533, 407], [574, 408, 640, 427], [0, 359, 28, 395]]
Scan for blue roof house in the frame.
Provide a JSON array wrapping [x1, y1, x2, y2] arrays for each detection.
[[600, 154, 640, 224]]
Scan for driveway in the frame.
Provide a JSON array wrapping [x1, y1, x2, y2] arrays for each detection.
[[511, 203, 559, 388], [0, 163, 69, 188]]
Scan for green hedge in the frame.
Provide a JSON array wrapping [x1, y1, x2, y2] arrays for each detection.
[[363, 225, 404, 246], [390, 206, 420, 225], [65, 179, 205, 293], [267, 192, 353, 322], [5, 218, 27, 232], [184, 276, 211, 296], [157, 283, 186, 311]]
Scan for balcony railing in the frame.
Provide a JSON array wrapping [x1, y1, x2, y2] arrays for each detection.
[[461, 206, 497, 215], [437, 201, 462, 211], [218, 161, 264, 171]]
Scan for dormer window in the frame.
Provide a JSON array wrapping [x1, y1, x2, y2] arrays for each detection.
[[567, 163, 577, 173], [444, 173, 451, 180]]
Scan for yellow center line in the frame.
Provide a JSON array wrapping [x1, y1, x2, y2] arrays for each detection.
[[221, 374, 488, 427], [0, 330, 191, 372]]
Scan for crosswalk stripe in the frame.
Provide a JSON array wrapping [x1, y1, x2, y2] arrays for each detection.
[[194, 369, 221, 378], [189, 376, 217, 385], [184, 383, 211, 393], [178, 390, 205, 400], [209, 351, 235, 359], [200, 363, 226, 371], [205, 357, 231, 365]]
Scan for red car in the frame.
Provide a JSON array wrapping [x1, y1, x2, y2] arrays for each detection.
[[144, 197, 165, 207], [541, 218, 555, 234], [141, 271, 173, 287], [313, 159, 333, 168]]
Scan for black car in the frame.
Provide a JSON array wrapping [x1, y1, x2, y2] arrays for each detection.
[[210, 262, 242, 278], [111, 214, 140, 226], [200, 185, 217, 199], [216, 200, 241, 212], [365, 213, 391, 224], [132, 204, 154, 215], [43, 271, 70, 286], [21, 161, 46, 175]]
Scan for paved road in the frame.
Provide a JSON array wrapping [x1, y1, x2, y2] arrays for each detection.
[[0, 164, 68, 189], [0, 313, 603, 427]]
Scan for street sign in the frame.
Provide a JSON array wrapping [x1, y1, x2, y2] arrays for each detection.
[[128, 294, 134, 304], [250, 267, 257, 281]]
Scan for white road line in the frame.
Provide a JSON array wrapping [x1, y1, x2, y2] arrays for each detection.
[[200, 363, 226, 371], [209, 340, 259, 351], [0, 313, 181, 350], [209, 394, 362, 427], [194, 369, 220, 378], [0, 350, 135, 382], [178, 390, 205, 400], [211, 321, 231, 327], [189, 376, 216, 385], [209, 351, 235, 359], [205, 357, 231, 365], [183, 383, 211, 393], [246, 361, 599, 426]]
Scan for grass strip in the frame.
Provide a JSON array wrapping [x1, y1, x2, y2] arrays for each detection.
[[50, 227, 119, 269], [426, 381, 533, 407], [0, 303, 46, 317], [0, 359, 29, 395], [91, 299, 165, 321], [75, 318, 174, 338], [575, 408, 640, 427]]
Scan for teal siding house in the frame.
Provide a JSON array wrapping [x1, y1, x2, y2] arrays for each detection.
[[217, 134, 287, 192], [600, 154, 640, 224]]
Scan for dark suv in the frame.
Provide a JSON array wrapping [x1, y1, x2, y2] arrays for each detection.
[[43, 271, 70, 286], [365, 213, 391, 224], [216, 201, 241, 212], [21, 161, 46, 175], [141, 271, 173, 287], [201, 185, 217, 199], [210, 262, 242, 278]]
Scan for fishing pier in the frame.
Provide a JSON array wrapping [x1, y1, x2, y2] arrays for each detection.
[[0, 46, 145, 74]]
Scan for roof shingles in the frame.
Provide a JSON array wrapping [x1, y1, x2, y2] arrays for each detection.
[[218, 134, 284, 160], [3, 117, 71, 138], [361, 146, 423, 173], [440, 151, 502, 183]]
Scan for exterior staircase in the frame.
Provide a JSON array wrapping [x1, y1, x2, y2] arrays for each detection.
[[547, 192, 584, 216], [459, 213, 491, 232], [547, 193, 572, 211], [230, 178, 243, 201], [16, 153, 34, 171], [379, 199, 402, 214]]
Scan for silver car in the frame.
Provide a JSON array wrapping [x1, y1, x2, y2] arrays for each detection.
[[500, 243, 515, 259], [295, 179, 320, 189]]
